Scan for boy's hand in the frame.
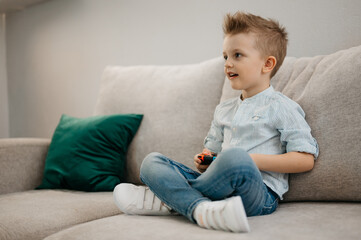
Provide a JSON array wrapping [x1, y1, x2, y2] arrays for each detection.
[[201, 148, 215, 156], [194, 149, 216, 173]]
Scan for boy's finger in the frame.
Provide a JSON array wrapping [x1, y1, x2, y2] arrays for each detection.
[[194, 160, 201, 167], [199, 163, 209, 168], [202, 150, 210, 154]]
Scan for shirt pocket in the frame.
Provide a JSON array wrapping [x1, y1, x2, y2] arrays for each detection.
[[250, 113, 267, 136], [251, 114, 262, 121], [250, 108, 275, 137]]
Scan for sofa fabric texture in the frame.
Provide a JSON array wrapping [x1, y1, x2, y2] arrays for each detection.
[[43, 202, 361, 240], [0, 190, 119, 240], [0, 138, 50, 195], [93, 57, 226, 184]]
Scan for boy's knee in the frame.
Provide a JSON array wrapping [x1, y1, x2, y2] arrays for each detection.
[[140, 152, 163, 176], [143, 152, 162, 163], [217, 147, 255, 169]]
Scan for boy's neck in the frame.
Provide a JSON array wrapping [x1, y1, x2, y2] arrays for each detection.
[[240, 81, 271, 100]]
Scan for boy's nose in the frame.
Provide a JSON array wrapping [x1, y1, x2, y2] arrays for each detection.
[[224, 60, 234, 68]]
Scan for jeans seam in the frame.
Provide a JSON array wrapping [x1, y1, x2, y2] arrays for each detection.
[[171, 160, 198, 174], [158, 154, 199, 176]]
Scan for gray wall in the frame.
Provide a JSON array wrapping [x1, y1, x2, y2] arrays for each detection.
[[4, 0, 361, 138], [0, 14, 9, 138]]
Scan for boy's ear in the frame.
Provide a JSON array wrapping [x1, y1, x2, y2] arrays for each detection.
[[262, 56, 277, 74]]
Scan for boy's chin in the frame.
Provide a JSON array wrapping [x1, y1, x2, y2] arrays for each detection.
[[229, 81, 244, 91]]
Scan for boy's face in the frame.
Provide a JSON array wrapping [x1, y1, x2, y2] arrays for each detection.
[[223, 32, 269, 91]]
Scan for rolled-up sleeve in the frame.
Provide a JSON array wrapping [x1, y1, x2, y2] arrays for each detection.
[[203, 104, 224, 153], [272, 99, 319, 160]]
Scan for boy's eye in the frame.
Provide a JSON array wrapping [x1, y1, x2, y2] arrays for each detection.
[[223, 55, 228, 60], [235, 53, 242, 58]]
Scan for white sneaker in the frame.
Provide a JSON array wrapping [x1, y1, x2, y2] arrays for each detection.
[[193, 196, 251, 233], [113, 183, 173, 215]]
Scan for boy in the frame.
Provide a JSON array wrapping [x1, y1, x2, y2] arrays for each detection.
[[113, 11, 319, 233]]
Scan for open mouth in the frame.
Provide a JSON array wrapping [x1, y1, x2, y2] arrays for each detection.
[[228, 73, 239, 79]]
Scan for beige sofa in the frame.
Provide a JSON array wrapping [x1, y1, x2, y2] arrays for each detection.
[[1, 45, 361, 240]]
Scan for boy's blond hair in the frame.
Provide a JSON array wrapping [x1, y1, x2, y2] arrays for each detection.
[[223, 11, 288, 78]]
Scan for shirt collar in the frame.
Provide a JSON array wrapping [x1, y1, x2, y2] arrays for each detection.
[[239, 84, 275, 104]]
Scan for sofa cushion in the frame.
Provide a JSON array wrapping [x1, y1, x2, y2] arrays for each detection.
[[0, 190, 119, 240], [43, 202, 361, 240], [93, 57, 226, 184], [220, 45, 361, 201], [36, 114, 143, 192]]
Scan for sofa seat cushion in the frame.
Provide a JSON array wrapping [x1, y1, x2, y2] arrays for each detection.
[[44, 202, 361, 240], [0, 190, 119, 240]]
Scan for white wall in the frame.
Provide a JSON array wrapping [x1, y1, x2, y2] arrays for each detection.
[[6, 0, 361, 138], [0, 14, 9, 138]]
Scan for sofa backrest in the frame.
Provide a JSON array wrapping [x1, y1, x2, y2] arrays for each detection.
[[93, 58, 226, 184], [221, 45, 361, 202]]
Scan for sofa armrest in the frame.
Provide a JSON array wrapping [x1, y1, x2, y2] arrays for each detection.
[[0, 138, 51, 195]]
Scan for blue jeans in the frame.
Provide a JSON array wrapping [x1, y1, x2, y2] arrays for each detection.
[[140, 147, 279, 223]]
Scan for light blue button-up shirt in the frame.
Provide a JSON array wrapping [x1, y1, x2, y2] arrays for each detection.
[[204, 84, 319, 200]]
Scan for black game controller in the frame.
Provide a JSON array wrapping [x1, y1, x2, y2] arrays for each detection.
[[197, 154, 216, 165]]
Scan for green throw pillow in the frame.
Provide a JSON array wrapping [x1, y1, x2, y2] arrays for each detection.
[[36, 113, 143, 192]]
